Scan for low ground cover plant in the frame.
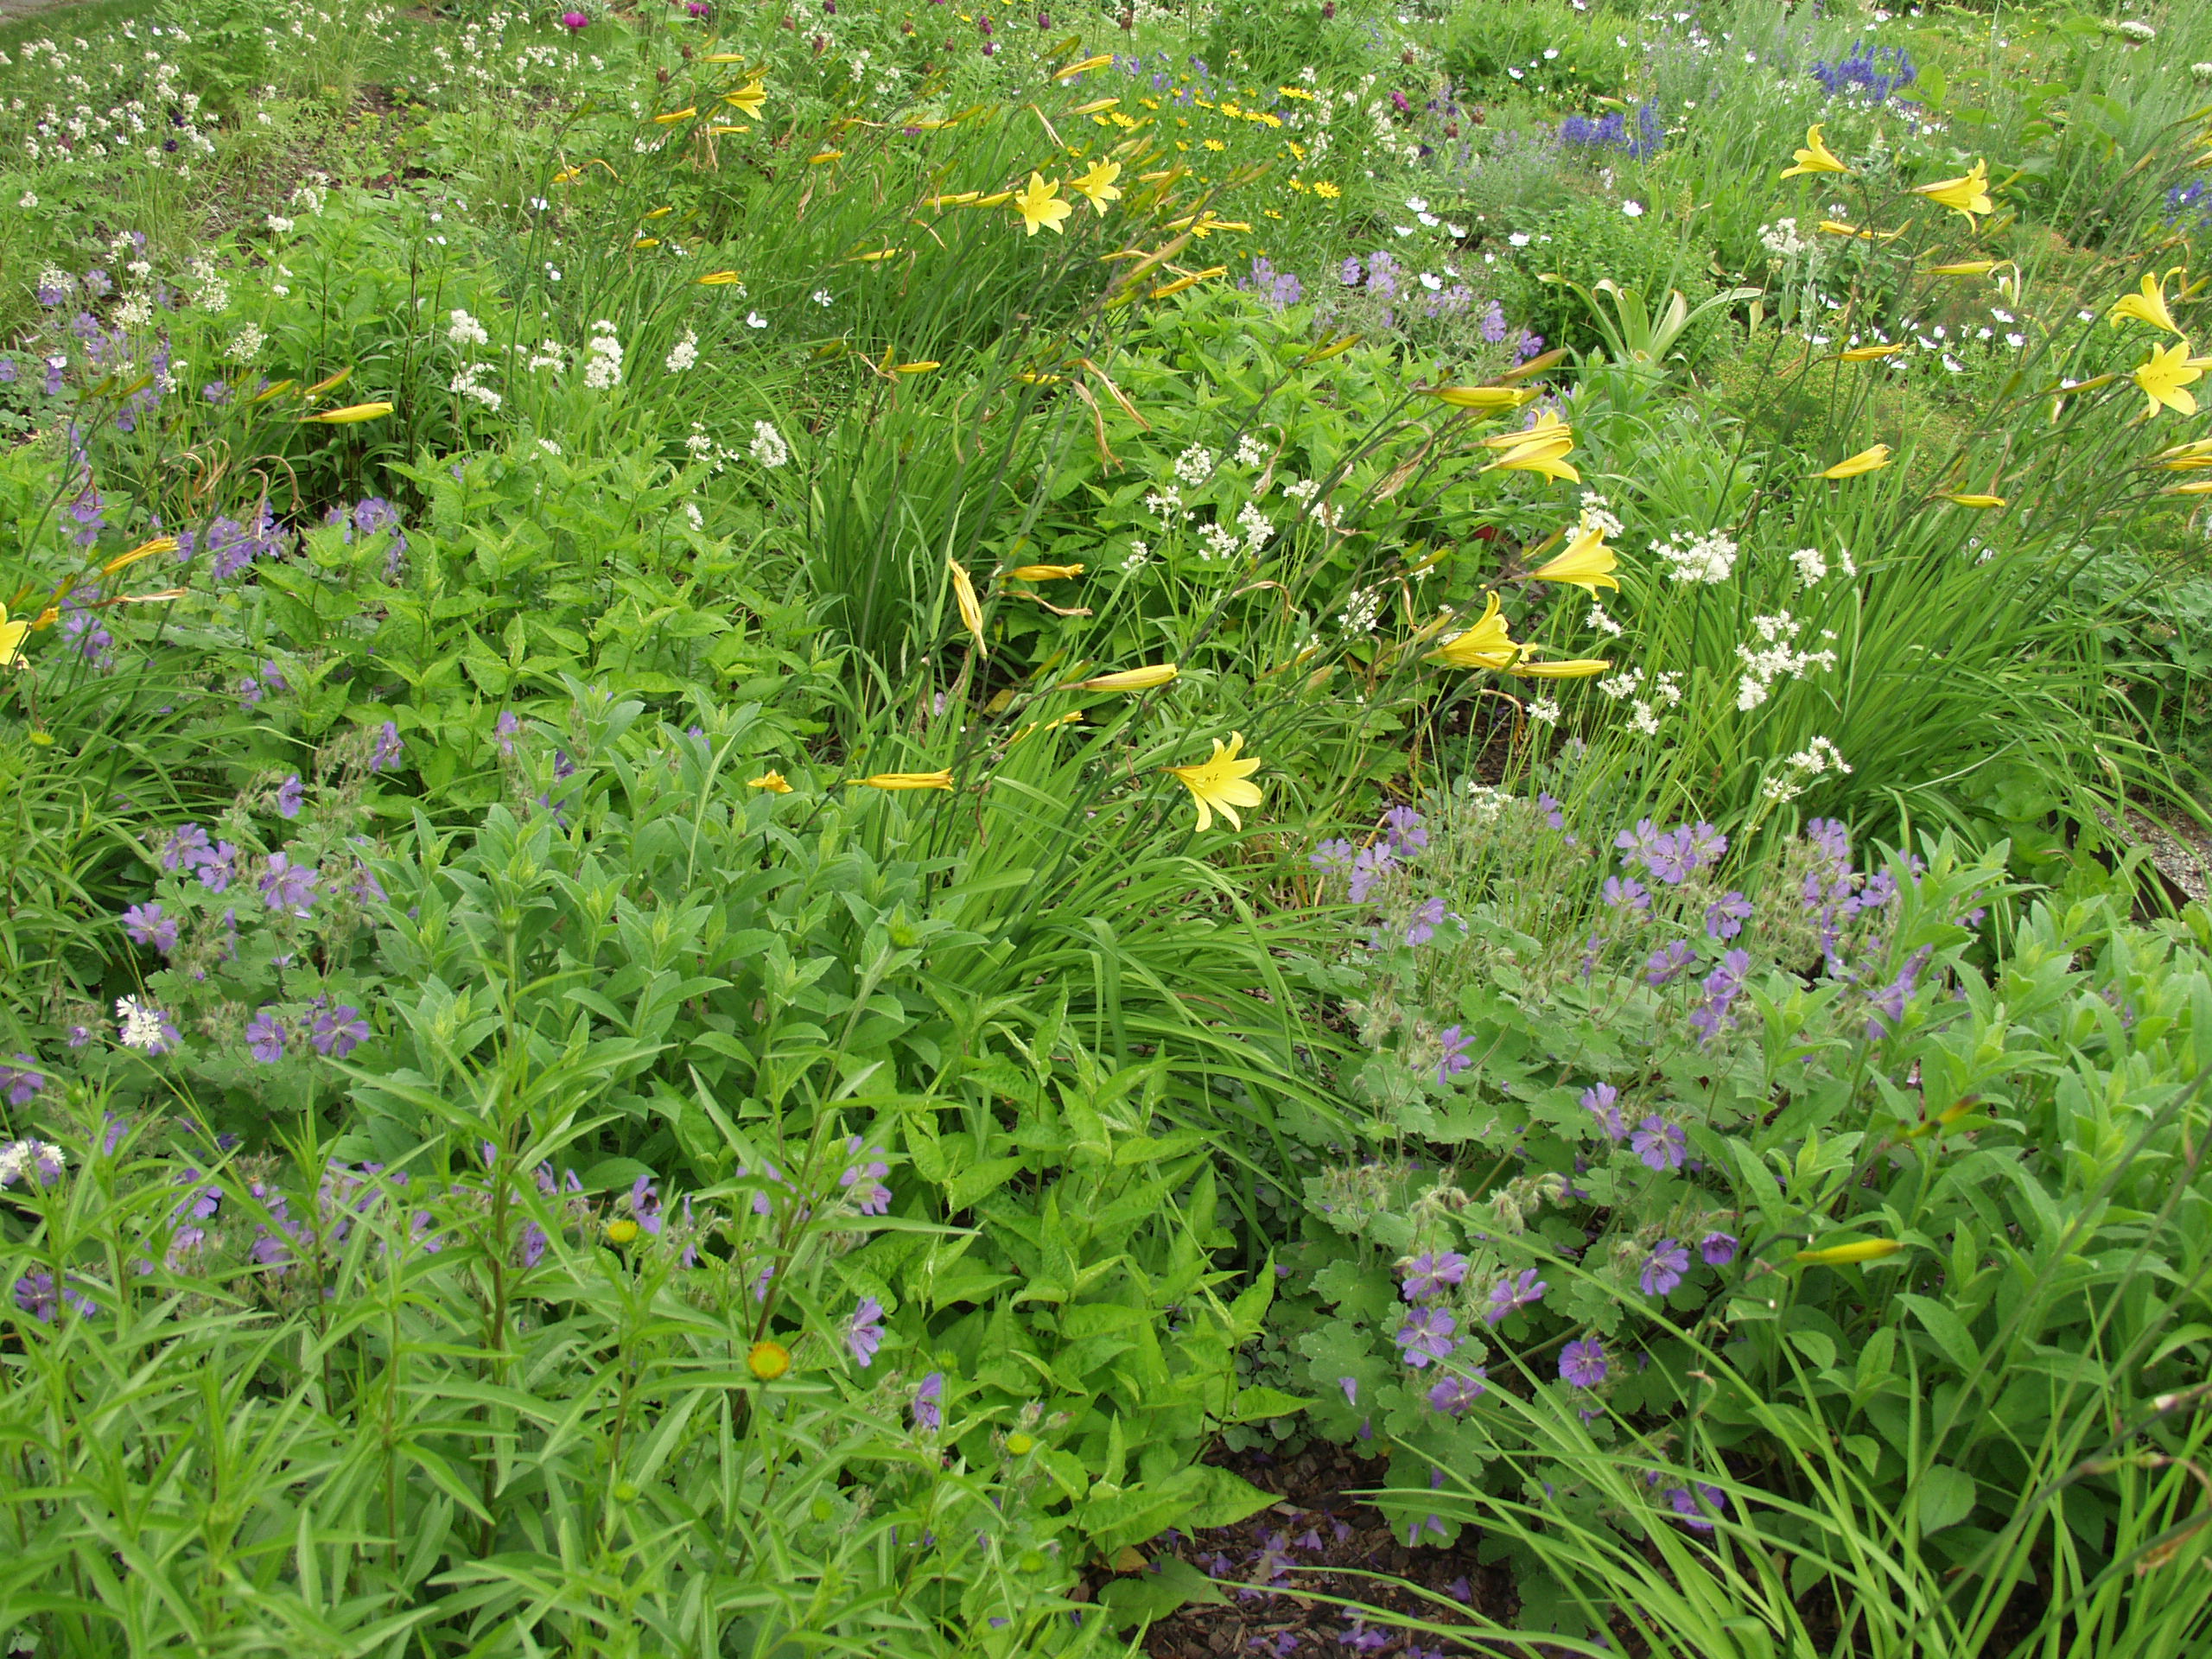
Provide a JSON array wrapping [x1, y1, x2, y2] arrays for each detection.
[[3, 0, 2212, 1653]]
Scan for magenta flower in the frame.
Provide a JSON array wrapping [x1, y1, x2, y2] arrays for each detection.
[[559, 9, 589, 29]]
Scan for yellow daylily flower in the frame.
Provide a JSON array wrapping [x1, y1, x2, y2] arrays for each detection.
[[1911, 159, 1993, 221], [1510, 657, 1613, 678], [1166, 732, 1264, 832], [747, 771, 792, 793], [1069, 97, 1120, 116], [1426, 385, 1538, 411], [1525, 524, 1618, 593], [0, 604, 28, 669], [102, 536, 178, 575], [948, 557, 986, 654], [1838, 342, 1906, 361], [1481, 435, 1580, 484], [1069, 158, 1123, 213], [1066, 664, 1179, 691], [1819, 444, 1892, 480], [1053, 52, 1116, 80], [1779, 123, 1851, 179], [1796, 1238, 1906, 1267], [1818, 220, 1904, 241], [2133, 340, 2202, 417], [1429, 591, 1521, 671], [302, 402, 393, 423], [1012, 172, 1072, 235], [2108, 272, 2182, 337], [1479, 411, 1570, 449], [1926, 259, 1999, 276], [809, 149, 843, 166], [726, 81, 767, 118], [855, 770, 955, 791], [652, 107, 697, 125], [1937, 493, 2006, 509], [697, 270, 744, 285], [1008, 563, 1084, 580]]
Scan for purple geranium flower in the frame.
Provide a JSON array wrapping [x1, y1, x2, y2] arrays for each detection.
[[839, 1138, 892, 1215], [274, 773, 305, 819], [195, 842, 238, 893], [310, 1005, 370, 1058], [260, 853, 319, 916], [1394, 1305, 1459, 1369], [1405, 894, 1446, 946], [0, 1054, 45, 1107], [368, 720, 404, 773], [1706, 891, 1752, 940], [1382, 804, 1427, 855], [123, 901, 179, 955], [1582, 1082, 1626, 1141], [1401, 1250, 1469, 1300], [1645, 939, 1694, 986], [1639, 1238, 1690, 1297], [846, 1296, 886, 1367], [1484, 1268, 1547, 1324], [1700, 1231, 1738, 1267], [1436, 1024, 1474, 1087], [1602, 875, 1649, 912], [912, 1370, 944, 1432], [162, 823, 211, 872], [1631, 1116, 1687, 1171], [1426, 1371, 1486, 1416], [1559, 1337, 1608, 1389], [245, 1010, 287, 1064]]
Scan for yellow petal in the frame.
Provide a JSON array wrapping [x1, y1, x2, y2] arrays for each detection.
[[1778, 123, 1851, 180], [1525, 524, 1618, 593], [1066, 664, 1178, 690], [1819, 444, 1892, 480], [947, 557, 986, 655], [1796, 1238, 1906, 1267], [747, 771, 793, 793], [854, 770, 955, 791], [1937, 493, 2005, 509], [1426, 385, 1538, 411], [1838, 343, 1906, 361], [1510, 657, 1612, 678], [1008, 563, 1084, 580], [302, 402, 393, 424]]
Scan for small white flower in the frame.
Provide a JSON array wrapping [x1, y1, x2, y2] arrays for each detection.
[[447, 308, 489, 349], [1124, 538, 1150, 568], [664, 329, 699, 373], [682, 501, 704, 532], [746, 311, 767, 328], [1526, 696, 1560, 725], [749, 421, 790, 468], [811, 288, 834, 307], [1509, 232, 1531, 248], [1621, 200, 1643, 218], [16, 191, 35, 209], [1790, 546, 1828, 587]]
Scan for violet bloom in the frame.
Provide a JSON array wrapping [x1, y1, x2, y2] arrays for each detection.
[[123, 901, 179, 955], [1537, 791, 1567, 830], [1348, 843, 1395, 903], [1426, 1371, 1486, 1415], [1700, 1231, 1738, 1267], [274, 773, 305, 819], [15, 1270, 99, 1321], [368, 720, 404, 773], [1706, 891, 1752, 940], [1484, 1268, 1547, 1324], [1517, 329, 1546, 359], [1665, 1482, 1727, 1532], [1631, 1116, 1687, 1171], [0, 1054, 46, 1107], [518, 1221, 549, 1268], [912, 1370, 944, 1432], [1338, 1376, 1359, 1405], [1582, 1082, 1626, 1141], [846, 1296, 886, 1367], [1639, 1238, 1690, 1298], [195, 842, 238, 893], [1602, 875, 1649, 912], [1401, 1250, 1468, 1300], [1338, 255, 1363, 287], [1382, 804, 1427, 855], [1866, 945, 1933, 1038], [260, 853, 319, 917], [1395, 1305, 1459, 1369], [839, 1138, 893, 1215], [495, 710, 522, 755], [1436, 1024, 1474, 1087], [244, 1009, 287, 1063], [559, 8, 588, 28], [1805, 817, 1851, 873], [309, 1005, 369, 1058], [1559, 1337, 1608, 1389], [162, 823, 211, 872], [1405, 895, 1446, 946], [1644, 939, 1694, 986]]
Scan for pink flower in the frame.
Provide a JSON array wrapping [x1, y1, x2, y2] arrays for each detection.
[[559, 9, 588, 29]]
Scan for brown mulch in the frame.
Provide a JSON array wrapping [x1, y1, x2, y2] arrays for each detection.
[[1100, 1443, 1612, 1659]]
